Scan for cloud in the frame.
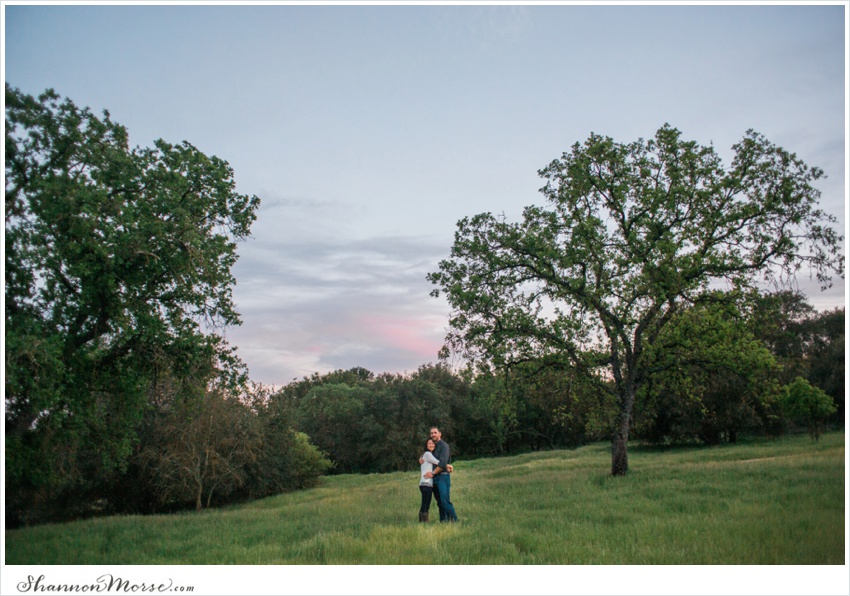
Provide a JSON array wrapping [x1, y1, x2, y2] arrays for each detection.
[[436, 5, 532, 52], [228, 184, 846, 387], [226, 220, 452, 386]]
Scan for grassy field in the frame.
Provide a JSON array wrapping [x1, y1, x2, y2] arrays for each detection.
[[4, 431, 845, 565]]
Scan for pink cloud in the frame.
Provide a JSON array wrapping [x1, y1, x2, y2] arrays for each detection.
[[358, 314, 445, 360]]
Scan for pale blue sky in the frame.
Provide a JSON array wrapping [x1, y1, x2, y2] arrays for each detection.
[[4, 3, 846, 389]]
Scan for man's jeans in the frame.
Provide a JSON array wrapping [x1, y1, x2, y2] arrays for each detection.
[[432, 473, 458, 522]]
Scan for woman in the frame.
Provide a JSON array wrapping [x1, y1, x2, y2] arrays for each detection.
[[418, 439, 440, 522]]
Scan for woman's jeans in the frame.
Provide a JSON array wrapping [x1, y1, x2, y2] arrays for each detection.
[[419, 485, 433, 513], [433, 473, 458, 522]]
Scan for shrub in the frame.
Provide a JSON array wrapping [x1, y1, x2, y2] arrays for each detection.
[[781, 377, 837, 441]]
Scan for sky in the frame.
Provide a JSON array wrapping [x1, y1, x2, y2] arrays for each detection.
[[3, 2, 846, 392]]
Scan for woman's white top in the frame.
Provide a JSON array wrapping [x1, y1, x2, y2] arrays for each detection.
[[419, 451, 440, 486]]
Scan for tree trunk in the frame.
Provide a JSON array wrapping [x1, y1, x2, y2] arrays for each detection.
[[611, 421, 629, 476], [611, 386, 635, 476]]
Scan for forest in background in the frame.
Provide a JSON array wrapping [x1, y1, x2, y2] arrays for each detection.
[[275, 290, 844, 474]]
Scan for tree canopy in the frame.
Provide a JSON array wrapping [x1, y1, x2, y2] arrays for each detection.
[[428, 124, 843, 475], [4, 84, 261, 521]]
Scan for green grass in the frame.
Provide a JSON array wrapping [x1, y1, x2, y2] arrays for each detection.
[[5, 432, 845, 564]]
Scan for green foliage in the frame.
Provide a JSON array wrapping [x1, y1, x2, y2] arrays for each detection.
[[804, 307, 845, 422], [282, 362, 616, 471], [460, 364, 614, 454], [140, 387, 261, 511], [517, 362, 618, 444], [468, 373, 520, 454], [780, 377, 837, 441], [289, 367, 454, 474], [4, 84, 260, 525], [429, 124, 844, 475], [635, 296, 783, 444], [370, 374, 447, 470], [288, 432, 334, 487], [295, 383, 383, 473], [242, 392, 330, 498], [744, 290, 817, 383], [744, 292, 845, 424]]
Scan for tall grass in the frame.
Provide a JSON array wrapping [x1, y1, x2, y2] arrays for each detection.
[[5, 432, 845, 565]]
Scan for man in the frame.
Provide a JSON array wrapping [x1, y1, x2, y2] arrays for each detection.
[[423, 426, 458, 522]]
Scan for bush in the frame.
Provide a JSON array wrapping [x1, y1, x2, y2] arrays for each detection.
[[289, 432, 333, 488], [780, 377, 837, 441]]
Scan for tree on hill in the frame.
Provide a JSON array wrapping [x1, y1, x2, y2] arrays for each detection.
[[141, 385, 261, 511], [4, 84, 260, 523], [428, 124, 843, 476]]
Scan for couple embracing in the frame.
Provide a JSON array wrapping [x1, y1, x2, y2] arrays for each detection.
[[417, 426, 459, 523]]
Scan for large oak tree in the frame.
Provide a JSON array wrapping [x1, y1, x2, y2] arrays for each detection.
[[5, 85, 260, 518], [428, 124, 843, 476]]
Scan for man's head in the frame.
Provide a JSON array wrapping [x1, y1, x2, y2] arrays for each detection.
[[429, 427, 442, 442]]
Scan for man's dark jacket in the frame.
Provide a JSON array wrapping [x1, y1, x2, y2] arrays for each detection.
[[433, 439, 451, 474]]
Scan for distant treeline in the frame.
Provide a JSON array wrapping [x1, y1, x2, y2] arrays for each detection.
[[277, 291, 843, 473], [5, 290, 844, 528]]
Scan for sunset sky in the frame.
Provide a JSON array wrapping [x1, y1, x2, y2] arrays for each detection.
[[4, 3, 845, 390]]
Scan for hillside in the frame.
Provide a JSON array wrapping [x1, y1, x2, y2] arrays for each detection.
[[5, 432, 845, 566]]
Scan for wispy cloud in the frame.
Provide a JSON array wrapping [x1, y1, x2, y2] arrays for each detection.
[[226, 201, 452, 385], [436, 5, 532, 52]]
